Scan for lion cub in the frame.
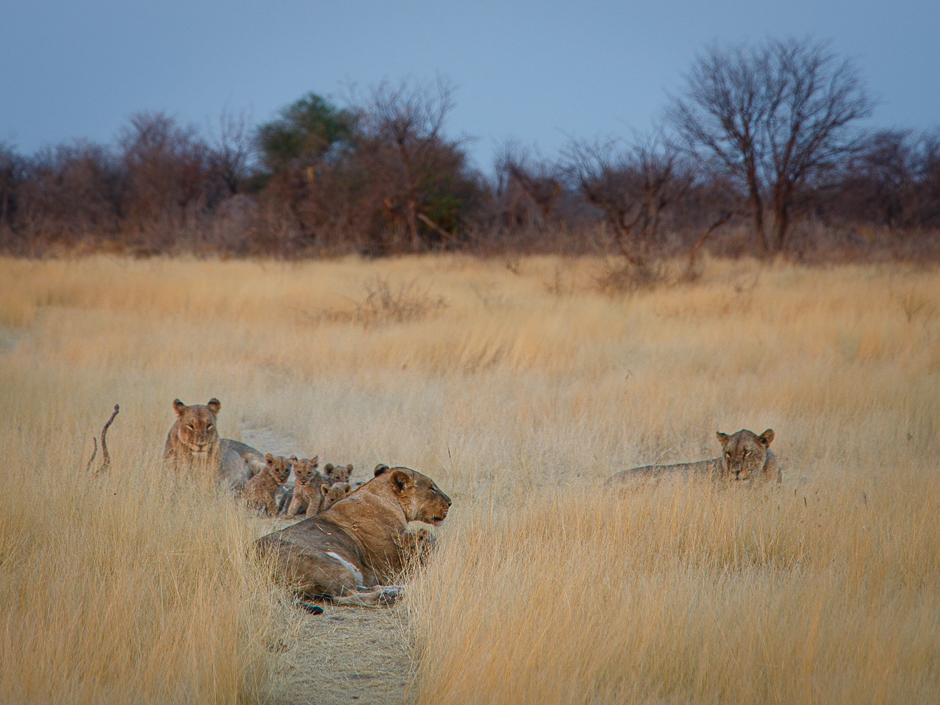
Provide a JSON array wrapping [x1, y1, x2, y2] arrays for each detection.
[[317, 481, 352, 514], [323, 463, 354, 485], [284, 456, 323, 518], [394, 527, 437, 567], [239, 454, 293, 514], [607, 428, 780, 485]]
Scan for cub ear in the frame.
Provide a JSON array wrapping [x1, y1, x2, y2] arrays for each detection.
[[390, 469, 413, 494], [374, 463, 390, 477], [346, 464, 354, 473], [716, 432, 730, 448], [206, 398, 221, 414], [758, 429, 775, 447], [324, 463, 335, 475], [310, 455, 319, 466], [320, 483, 331, 497], [265, 453, 275, 465], [173, 399, 187, 415], [289, 455, 299, 463], [342, 484, 352, 496]]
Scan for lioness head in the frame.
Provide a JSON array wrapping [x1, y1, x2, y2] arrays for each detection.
[[289, 456, 320, 486], [319, 481, 352, 511], [379, 466, 452, 526], [717, 429, 774, 481], [264, 454, 293, 484], [323, 463, 354, 484], [172, 398, 221, 455]]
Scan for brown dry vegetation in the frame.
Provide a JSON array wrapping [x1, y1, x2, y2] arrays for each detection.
[[0, 254, 938, 703]]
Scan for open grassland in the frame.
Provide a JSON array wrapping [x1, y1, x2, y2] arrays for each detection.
[[0, 254, 938, 703]]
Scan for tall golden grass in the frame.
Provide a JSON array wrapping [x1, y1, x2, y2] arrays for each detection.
[[0, 254, 937, 703]]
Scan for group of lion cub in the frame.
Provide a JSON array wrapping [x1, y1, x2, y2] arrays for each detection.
[[164, 397, 778, 608]]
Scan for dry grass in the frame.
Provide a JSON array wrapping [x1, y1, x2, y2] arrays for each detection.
[[0, 253, 937, 703]]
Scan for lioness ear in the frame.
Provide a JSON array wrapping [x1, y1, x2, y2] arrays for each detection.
[[207, 398, 221, 414], [173, 399, 187, 416], [716, 432, 730, 448], [390, 469, 413, 494], [374, 463, 390, 477], [758, 429, 775, 447], [320, 483, 330, 497]]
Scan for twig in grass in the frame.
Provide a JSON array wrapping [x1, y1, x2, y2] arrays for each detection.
[[84, 437, 98, 474], [95, 405, 120, 476]]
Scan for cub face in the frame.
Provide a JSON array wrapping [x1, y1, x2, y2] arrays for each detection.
[[289, 456, 320, 486], [323, 463, 354, 484], [717, 429, 774, 481], [319, 481, 352, 512], [264, 454, 293, 484]]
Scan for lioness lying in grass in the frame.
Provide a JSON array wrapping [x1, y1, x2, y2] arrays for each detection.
[[256, 465, 451, 606], [607, 428, 780, 485]]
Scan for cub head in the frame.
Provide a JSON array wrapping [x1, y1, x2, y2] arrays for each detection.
[[264, 454, 293, 484], [382, 466, 452, 526], [289, 456, 320, 486], [323, 463, 354, 484], [319, 481, 352, 511], [172, 398, 221, 455], [716, 429, 774, 481]]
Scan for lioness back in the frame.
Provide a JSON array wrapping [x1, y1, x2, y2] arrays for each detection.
[[607, 429, 779, 485]]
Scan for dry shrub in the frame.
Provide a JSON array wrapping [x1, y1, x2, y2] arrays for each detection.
[[310, 276, 447, 326], [594, 257, 666, 294]]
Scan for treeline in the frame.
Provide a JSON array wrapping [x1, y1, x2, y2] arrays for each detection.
[[1, 38, 938, 268]]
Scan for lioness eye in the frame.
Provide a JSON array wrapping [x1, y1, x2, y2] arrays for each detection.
[[207, 424, 213, 430], [188, 424, 195, 430]]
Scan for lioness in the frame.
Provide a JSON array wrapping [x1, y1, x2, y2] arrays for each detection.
[[323, 463, 354, 484], [239, 455, 293, 515], [163, 398, 265, 490], [256, 465, 451, 606], [283, 456, 324, 518], [606, 429, 780, 485]]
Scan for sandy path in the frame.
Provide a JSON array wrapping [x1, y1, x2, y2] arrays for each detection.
[[241, 424, 415, 705]]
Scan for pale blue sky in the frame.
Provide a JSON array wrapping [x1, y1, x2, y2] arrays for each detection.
[[2, 0, 938, 171]]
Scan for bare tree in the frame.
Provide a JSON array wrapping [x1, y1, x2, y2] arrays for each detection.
[[208, 106, 254, 195], [0, 142, 22, 236], [565, 131, 693, 274], [667, 37, 874, 255], [495, 141, 564, 231], [357, 77, 466, 250]]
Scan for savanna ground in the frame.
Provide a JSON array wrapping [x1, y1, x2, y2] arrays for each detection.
[[0, 253, 938, 704]]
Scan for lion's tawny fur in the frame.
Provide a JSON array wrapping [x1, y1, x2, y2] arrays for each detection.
[[256, 466, 451, 606], [163, 398, 265, 490], [239, 454, 293, 515], [284, 456, 323, 518], [607, 428, 780, 485]]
